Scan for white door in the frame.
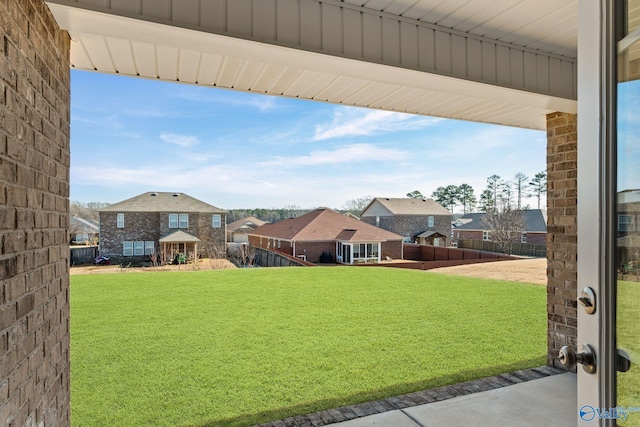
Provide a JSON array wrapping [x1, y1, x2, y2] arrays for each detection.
[[577, 2, 639, 425]]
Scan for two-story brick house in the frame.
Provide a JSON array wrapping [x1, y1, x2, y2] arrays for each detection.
[[360, 198, 452, 246], [99, 192, 226, 263], [452, 209, 547, 245]]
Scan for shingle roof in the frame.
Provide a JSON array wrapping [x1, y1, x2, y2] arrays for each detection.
[[415, 230, 447, 238], [249, 208, 403, 242], [363, 198, 451, 216], [100, 192, 225, 213], [159, 230, 201, 243], [71, 216, 99, 232], [227, 216, 267, 232], [454, 209, 547, 232]]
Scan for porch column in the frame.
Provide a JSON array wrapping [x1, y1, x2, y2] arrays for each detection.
[[546, 112, 578, 368], [1, 0, 71, 424]]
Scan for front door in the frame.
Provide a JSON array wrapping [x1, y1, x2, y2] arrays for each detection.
[[577, 2, 640, 425]]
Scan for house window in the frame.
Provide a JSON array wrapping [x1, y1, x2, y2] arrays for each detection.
[[375, 216, 380, 227], [134, 241, 144, 256], [428, 216, 434, 228], [169, 214, 189, 228], [618, 214, 635, 232], [212, 214, 221, 228], [117, 213, 124, 228], [144, 241, 154, 255], [521, 233, 527, 243], [483, 231, 491, 241], [123, 241, 133, 256], [368, 243, 379, 257]]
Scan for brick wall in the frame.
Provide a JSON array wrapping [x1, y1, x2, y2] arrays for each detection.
[[546, 112, 578, 368], [362, 214, 451, 244], [99, 211, 226, 262], [1, 0, 71, 425]]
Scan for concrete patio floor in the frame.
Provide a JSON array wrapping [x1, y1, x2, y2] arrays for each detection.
[[256, 367, 576, 427], [334, 372, 576, 427]]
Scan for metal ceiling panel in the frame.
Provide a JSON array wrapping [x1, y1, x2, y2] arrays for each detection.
[[196, 53, 224, 86], [177, 49, 201, 84], [105, 37, 137, 75], [48, 0, 578, 130]]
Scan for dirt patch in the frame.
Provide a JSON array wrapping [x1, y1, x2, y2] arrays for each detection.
[[428, 258, 547, 285], [70, 257, 547, 284], [70, 258, 237, 275]]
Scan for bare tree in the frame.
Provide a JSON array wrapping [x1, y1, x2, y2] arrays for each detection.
[[481, 207, 525, 255], [342, 195, 373, 215], [230, 243, 257, 267], [513, 172, 529, 210]]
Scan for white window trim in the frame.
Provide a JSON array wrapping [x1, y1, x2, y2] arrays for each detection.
[[123, 241, 133, 256], [483, 231, 491, 241], [212, 214, 221, 228], [169, 214, 178, 228], [144, 241, 154, 255], [428, 216, 434, 228], [117, 213, 124, 228], [618, 214, 635, 232], [179, 213, 189, 228], [134, 241, 144, 256], [521, 232, 527, 243]]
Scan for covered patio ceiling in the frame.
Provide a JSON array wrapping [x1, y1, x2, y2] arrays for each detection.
[[46, 0, 577, 130]]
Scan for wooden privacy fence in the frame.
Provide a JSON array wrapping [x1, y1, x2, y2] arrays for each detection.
[[70, 246, 98, 265], [456, 239, 546, 257]]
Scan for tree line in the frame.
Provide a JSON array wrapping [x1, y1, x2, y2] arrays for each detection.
[[407, 171, 547, 214]]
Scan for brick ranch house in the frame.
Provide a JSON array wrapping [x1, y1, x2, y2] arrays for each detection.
[[227, 216, 267, 243], [452, 209, 547, 245], [360, 198, 452, 246], [99, 192, 226, 263], [248, 207, 404, 264]]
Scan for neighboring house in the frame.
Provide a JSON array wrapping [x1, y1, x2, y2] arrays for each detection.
[[360, 198, 452, 246], [70, 216, 99, 244], [453, 209, 547, 245], [99, 192, 226, 263], [247, 207, 404, 264], [227, 216, 267, 243], [617, 190, 640, 271]]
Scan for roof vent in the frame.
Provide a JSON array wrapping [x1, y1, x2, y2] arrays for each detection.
[[172, 193, 180, 197], [150, 192, 158, 196]]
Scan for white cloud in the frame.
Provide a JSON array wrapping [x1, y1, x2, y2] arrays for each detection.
[[160, 132, 200, 147], [313, 108, 441, 141], [260, 143, 409, 167]]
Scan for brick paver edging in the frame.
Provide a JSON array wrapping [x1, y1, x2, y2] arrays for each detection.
[[254, 365, 566, 427]]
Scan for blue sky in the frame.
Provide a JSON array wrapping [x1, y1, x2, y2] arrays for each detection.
[[70, 70, 546, 211]]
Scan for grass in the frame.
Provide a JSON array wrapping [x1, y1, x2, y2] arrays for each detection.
[[70, 267, 546, 427], [618, 280, 640, 426]]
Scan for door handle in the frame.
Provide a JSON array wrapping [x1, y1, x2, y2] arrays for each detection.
[[558, 344, 597, 374]]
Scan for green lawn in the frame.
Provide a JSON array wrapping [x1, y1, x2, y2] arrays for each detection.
[[70, 267, 546, 427], [618, 281, 640, 426]]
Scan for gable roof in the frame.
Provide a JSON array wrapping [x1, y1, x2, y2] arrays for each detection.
[[454, 210, 547, 233], [100, 192, 226, 213], [159, 230, 201, 243], [249, 208, 403, 242], [362, 198, 451, 216], [71, 216, 99, 232], [227, 216, 267, 232]]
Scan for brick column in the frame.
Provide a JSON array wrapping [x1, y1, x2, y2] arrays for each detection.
[[1, 1, 71, 425], [546, 112, 578, 368]]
